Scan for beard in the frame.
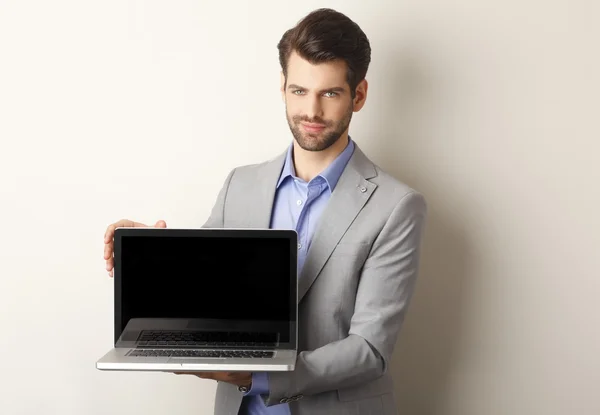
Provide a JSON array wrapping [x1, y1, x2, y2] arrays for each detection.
[[286, 102, 354, 152]]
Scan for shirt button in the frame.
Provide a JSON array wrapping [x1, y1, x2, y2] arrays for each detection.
[[296, 199, 302, 206], [297, 243, 302, 250]]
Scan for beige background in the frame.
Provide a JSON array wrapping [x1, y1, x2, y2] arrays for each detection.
[[1, 1, 598, 414]]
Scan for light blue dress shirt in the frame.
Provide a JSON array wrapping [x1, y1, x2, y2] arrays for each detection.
[[238, 137, 355, 415]]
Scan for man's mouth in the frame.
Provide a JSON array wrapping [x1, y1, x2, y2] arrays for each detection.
[[300, 122, 326, 133]]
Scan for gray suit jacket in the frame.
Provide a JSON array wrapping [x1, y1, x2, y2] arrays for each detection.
[[202, 143, 427, 415]]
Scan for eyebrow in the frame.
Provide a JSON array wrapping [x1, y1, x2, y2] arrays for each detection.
[[287, 84, 346, 94]]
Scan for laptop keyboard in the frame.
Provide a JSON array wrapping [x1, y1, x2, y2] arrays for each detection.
[[126, 330, 276, 358], [136, 330, 278, 347], [127, 349, 274, 358]]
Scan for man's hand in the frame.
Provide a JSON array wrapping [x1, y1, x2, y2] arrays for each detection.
[[173, 371, 252, 388], [103, 218, 167, 277]]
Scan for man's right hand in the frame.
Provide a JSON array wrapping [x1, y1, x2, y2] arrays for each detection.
[[103, 219, 167, 278]]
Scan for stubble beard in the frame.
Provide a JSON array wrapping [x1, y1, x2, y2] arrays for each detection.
[[286, 102, 354, 152]]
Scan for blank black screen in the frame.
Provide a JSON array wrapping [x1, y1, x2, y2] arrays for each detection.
[[120, 235, 293, 323]]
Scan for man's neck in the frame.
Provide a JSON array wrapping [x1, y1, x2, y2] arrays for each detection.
[[292, 134, 349, 182]]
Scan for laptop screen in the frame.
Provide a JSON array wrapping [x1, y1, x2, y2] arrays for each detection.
[[114, 229, 296, 346]]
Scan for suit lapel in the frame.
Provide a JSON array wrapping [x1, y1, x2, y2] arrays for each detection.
[[248, 150, 287, 229], [249, 143, 378, 303], [297, 145, 378, 303]]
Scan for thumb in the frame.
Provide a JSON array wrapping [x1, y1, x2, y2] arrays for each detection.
[[155, 220, 167, 228]]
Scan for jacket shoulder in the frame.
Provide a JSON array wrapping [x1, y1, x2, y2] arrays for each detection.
[[369, 162, 427, 211]]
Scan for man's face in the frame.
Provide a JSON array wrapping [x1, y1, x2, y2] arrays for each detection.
[[281, 51, 364, 152]]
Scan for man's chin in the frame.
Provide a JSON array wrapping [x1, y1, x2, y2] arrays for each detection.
[[296, 136, 327, 152], [297, 141, 335, 152], [290, 125, 341, 152]]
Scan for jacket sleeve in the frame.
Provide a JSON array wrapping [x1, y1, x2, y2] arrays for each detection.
[[201, 168, 236, 228]]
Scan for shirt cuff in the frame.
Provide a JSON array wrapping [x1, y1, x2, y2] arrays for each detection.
[[244, 371, 269, 396]]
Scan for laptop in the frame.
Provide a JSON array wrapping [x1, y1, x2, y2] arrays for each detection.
[[96, 227, 298, 372]]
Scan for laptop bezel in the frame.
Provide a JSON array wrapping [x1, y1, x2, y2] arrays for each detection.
[[112, 227, 298, 350]]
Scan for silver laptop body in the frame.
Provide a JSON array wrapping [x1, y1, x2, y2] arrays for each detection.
[[96, 227, 298, 372]]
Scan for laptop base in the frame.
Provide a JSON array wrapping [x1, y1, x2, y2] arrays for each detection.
[[96, 347, 296, 372]]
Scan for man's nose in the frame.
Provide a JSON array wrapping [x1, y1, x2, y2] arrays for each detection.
[[305, 95, 324, 120]]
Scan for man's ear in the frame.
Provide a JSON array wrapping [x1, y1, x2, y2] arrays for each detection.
[[280, 71, 286, 101], [353, 79, 368, 112]]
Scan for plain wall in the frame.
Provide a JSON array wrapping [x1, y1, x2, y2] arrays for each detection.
[[1, 1, 598, 414]]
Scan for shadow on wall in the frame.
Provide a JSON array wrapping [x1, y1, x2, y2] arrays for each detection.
[[367, 48, 474, 414]]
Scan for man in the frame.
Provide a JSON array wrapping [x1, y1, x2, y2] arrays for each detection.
[[103, 8, 427, 415]]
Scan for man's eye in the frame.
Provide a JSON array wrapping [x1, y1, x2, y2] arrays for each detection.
[[323, 92, 338, 98], [293, 90, 305, 95]]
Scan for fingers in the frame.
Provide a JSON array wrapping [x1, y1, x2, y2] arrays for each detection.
[[103, 219, 166, 278], [104, 239, 113, 260], [104, 220, 126, 244], [103, 219, 135, 278], [106, 251, 114, 275], [104, 219, 157, 243]]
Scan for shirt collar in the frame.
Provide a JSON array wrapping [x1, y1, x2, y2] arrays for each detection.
[[276, 137, 355, 191]]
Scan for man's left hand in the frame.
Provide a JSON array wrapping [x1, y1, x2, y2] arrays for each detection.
[[173, 371, 252, 388]]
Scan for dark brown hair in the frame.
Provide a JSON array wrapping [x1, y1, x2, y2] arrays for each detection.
[[277, 8, 371, 98]]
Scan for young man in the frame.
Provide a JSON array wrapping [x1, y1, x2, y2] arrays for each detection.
[[103, 8, 427, 415]]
